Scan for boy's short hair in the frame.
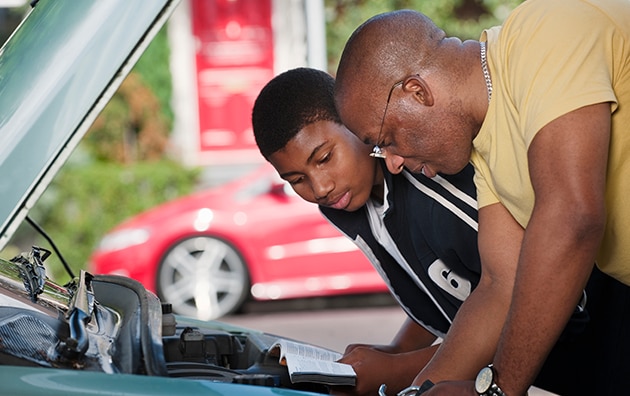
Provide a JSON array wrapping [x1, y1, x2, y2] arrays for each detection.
[[252, 67, 341, 160]]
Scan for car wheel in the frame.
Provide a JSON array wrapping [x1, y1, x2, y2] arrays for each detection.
[[156, 236, 250, 320]]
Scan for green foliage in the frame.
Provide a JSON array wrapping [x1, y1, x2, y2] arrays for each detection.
[[324, 0, 523, 73], [83, 72, 171, 163], [134, 26, 174, 127], [83, 26, 173, 164], [21, 158, 200, 282]]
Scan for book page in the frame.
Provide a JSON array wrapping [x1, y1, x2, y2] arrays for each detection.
[[277, 339, 342, 363], [271, 339, 356, 381], [285, 354, 356, 377]]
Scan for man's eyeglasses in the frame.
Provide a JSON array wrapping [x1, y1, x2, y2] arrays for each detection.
[[370, 80, 403, 159]]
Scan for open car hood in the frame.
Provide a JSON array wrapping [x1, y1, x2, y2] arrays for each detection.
[[0, 0, 181, 250]]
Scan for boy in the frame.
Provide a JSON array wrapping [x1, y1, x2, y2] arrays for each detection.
[[253, 67, 480, 395]]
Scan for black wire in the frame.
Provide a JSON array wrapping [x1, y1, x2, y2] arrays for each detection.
[[25, 215, 75, 279]]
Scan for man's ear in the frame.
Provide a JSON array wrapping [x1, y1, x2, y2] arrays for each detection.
[[403, 75, 434, 106]]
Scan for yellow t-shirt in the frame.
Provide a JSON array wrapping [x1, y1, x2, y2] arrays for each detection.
[[471, 0, 630, 284]]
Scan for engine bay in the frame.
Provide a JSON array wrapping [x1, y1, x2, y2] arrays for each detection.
[[0, 247, 329, 394]]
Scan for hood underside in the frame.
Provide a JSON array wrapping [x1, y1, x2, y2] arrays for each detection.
[[0, 0, 180, 250]]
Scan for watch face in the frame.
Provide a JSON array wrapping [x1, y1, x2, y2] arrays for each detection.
[[475, 366, 493, 393]]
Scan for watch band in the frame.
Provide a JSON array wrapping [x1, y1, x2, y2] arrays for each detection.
[[378, 380, 434, 396], [486, 383, 506, 396], [416, 379, 435, 394]]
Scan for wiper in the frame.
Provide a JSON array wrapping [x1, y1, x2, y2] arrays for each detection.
[[11, 247, 93, 360], [11, 245, 50, 302], [57, 270, 94, 359]]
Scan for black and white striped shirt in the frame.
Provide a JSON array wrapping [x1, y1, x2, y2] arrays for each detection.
[[320, 162, 479, 338]]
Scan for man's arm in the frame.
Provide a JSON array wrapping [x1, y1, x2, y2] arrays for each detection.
[[413, 201, 523, 384], [492, 103, 610, 395]]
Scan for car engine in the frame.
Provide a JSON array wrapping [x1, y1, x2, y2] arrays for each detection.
[[0, 247, 329, 394]]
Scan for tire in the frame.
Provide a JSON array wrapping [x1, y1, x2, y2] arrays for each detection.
[[156, 236, 250, 320]]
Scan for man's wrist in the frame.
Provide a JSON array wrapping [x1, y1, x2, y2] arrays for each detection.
[[475, 364, 507, 396]]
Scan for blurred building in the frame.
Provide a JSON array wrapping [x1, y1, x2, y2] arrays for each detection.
[[168, 0, 325, 174]]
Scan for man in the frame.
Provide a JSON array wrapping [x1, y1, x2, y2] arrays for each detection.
[[334, 0, 630, 394]]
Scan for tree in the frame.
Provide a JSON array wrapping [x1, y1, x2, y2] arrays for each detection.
[[324, 0, 522, 73]]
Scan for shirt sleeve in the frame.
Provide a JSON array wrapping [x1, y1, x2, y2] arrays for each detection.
[[500, 0, 618, 146], [470, 153, 499, 209]]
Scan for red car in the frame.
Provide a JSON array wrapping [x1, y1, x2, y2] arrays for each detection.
[[89, 163, 387, 320]]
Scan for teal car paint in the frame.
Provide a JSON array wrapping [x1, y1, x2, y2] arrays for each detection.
[[1, 366, 322, 396]]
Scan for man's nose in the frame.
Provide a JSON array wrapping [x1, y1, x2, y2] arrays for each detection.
[[385, 154, 405, 175]]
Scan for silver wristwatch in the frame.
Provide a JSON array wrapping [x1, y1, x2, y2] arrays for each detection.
[[475, 365, 507, 396]]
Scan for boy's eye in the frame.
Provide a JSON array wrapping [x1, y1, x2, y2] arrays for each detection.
[[287, 176, 303, 186], [318, 152, 331, 164]]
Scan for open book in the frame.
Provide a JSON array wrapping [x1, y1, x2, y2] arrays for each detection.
[[268, 338, 356, 386]]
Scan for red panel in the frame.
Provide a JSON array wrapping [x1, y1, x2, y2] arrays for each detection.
[[191, 0, 274, 158]]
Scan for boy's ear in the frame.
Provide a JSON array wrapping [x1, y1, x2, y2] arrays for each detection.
[[403, 75, 434, 106]]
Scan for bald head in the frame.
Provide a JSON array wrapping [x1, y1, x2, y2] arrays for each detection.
[[334, 10, 444, 124], [333, 10, 483, 177]]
